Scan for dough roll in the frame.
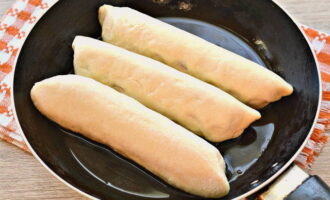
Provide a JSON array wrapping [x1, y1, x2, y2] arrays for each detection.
[[99, 5, 294, 109], [73, 36, 261, 142], [31, 75, 230, 198]]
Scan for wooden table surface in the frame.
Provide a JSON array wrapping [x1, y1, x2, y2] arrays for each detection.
[[0, 0, 329, 199]]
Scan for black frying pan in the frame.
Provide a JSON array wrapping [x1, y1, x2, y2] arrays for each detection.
[[12, 0, 321, 199]]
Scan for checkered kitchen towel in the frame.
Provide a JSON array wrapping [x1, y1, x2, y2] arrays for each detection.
[[0, 0, 329, 170]]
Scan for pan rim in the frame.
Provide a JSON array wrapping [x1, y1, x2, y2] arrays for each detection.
[[10, 0, 322, 199]]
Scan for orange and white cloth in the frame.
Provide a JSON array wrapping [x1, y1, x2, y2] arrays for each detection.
[[0, 0, 329, 170]]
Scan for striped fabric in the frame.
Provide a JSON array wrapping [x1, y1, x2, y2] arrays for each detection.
[[295, 27, 330, 169], [0, 0, 328, 170], [0, 0, 57, 152]]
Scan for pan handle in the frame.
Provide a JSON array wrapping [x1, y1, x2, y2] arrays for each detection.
[[258, 165, 330, 200], [285, 175, 330, 200]]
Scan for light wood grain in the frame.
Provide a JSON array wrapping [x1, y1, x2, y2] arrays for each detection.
[[0, 0, 329, 199], [276, 0, 330, 33], [0, 140, 86, 200]]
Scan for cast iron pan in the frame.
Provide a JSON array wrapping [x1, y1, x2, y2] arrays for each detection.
[[13, 0, 320, 199]]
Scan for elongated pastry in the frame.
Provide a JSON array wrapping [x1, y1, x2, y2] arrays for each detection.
[[99, 5, 294, 109], [73, 36, 261, 142], [31, 75, 229, 198]]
